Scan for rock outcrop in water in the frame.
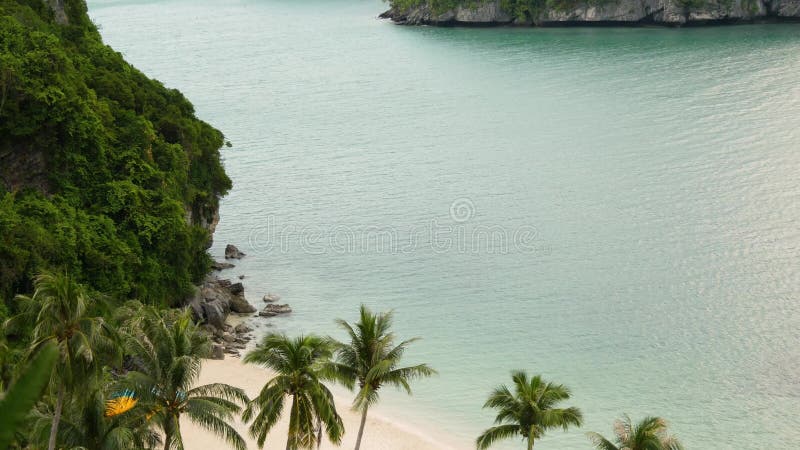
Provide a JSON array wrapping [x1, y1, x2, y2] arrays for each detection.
[[381, 0, 800, 26]]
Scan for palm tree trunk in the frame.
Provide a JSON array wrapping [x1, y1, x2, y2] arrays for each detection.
[[354, 407, 368, 450], [286, 395, 298, 450], [527, 437, 534, 450], [163, 417, 174, 450], [47, 383, 64, 450]]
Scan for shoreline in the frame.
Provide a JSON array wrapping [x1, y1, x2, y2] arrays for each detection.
[[182, 357, 462, 450]]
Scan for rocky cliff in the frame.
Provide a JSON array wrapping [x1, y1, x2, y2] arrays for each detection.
[[381, 0, 800, 26]]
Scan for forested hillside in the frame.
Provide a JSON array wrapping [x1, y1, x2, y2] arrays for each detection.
[[0, 0, 230, 318]]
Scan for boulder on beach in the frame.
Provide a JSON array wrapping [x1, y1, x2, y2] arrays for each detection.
[[225, 244, 245, 259]]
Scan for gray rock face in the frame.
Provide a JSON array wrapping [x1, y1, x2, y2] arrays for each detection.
[[47, 0, 69, 25], [382, 0, 800, 25], [0, 144, 49, 193], [187, 207, 220, 249], [455, 1, 513, 22], [382, 0, 513, 24], [773, 0, 800, 16], [201, 299, 228, 329], [186, 276, 255, 329]]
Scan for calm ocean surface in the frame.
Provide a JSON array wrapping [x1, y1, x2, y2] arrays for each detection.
[[89, 1, 800, 447]]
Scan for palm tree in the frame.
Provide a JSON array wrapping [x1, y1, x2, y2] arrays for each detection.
[[123, 306, 248, 450], [30, 383, 161, 450], [476, 371, 583, 450], [328, 305, 436, 450], [587, 415, 683, 450], [6, 271, 117, 450], [242, 333, 343, 450]]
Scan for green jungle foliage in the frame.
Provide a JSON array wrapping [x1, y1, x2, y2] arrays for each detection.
[[0, 0, 231, 326]]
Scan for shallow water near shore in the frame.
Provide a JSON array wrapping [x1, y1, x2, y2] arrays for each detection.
[[89, 1, 800, 448]]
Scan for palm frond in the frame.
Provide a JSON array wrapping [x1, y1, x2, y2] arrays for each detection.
[[476, 424, 520, 450], [587, 431, 620, 450], [0, 342, 58, 449], [185, 400, 246, 450]]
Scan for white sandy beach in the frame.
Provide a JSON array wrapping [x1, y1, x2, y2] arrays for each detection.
[[182, 357, 458, 450]]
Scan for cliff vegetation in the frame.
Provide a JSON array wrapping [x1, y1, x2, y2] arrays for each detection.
[[0, 0, 231, 322]]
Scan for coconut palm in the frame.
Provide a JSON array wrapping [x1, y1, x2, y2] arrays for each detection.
[[5, 271, 117, 450], [587, 415, 683, 450], [328, 305, 436, 450], [242, 333, 343, 450], [122, 306, 247, 450], [476, 371, 583, 450]]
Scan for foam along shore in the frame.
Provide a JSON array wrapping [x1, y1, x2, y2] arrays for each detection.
[[181, 358, 457, 450]]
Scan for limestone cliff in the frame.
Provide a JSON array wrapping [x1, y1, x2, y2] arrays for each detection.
[[381, 0, 800, 26]]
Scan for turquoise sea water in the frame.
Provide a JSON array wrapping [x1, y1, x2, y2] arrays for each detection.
[[89, 1, 800, 448]]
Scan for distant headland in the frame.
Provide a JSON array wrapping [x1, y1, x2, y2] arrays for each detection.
[[380, 0, 800, 26]]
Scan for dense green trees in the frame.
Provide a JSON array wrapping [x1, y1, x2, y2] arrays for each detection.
[[328, 305, 436, 450], [3, 291, 247, 450], [242, 334, 344, 450], [477, 371, 583, 450], [0, 0, 231, 320]]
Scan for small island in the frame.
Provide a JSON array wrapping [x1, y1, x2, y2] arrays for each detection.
[[381, 0, 800, 26]]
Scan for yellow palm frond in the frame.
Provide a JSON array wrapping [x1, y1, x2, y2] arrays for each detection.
[[105, 394, 138, 417]]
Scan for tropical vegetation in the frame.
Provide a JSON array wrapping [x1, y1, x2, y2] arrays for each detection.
[[587, 415, 683, 450], [0, 0, 231, 319], [120, 305, 248, 450], [477, 371, 583, 450], [328, 305, 436, 450], [5, 271, 118, 450], [242, 334, 343, 449]]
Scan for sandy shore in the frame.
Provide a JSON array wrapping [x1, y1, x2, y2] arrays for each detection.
[[182, 357, 458, 450]]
